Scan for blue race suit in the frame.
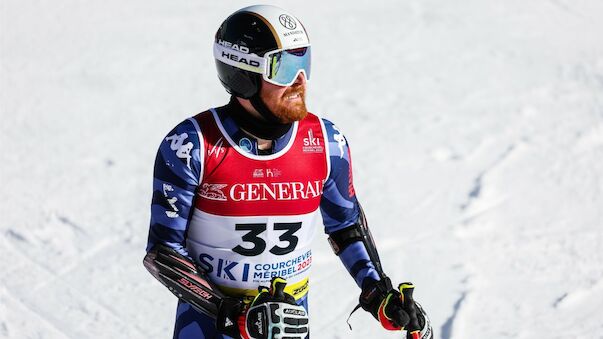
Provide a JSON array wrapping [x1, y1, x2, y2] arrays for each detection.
[[146, 101, 379, 339]]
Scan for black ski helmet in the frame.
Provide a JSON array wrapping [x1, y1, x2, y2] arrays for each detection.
[[214, 5, 310, 99]]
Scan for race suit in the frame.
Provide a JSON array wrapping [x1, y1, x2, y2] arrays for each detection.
[[146, 100, 379, 338]]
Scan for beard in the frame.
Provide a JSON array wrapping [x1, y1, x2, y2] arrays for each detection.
[[261, 86, 308, 124]]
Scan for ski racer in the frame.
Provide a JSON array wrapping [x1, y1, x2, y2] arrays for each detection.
[[143, 5, 433, 339]]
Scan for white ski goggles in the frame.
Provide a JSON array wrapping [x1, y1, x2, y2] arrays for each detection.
[[214, 43, 311, 87]]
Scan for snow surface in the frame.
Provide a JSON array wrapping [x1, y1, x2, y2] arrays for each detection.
[[2, 0, 603, 338]]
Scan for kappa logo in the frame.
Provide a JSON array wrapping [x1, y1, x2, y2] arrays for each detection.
[[208, 137, 225, 159], [165, 133, 193, 169], [198, 183, 228, 201], [302, 129, 323, 153]]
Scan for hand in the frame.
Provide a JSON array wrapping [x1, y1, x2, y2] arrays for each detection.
[[359, 278, 432, 339], [219, 277, 309, 339]]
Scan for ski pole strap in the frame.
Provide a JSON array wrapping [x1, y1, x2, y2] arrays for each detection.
[[346, 303, 363, 330], [347, 276, 393, 330]]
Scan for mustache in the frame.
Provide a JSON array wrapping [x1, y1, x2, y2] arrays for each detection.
[[283, 87, 305, 98]]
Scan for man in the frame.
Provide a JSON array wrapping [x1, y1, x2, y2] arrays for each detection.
[[143, 5, 433, 339]]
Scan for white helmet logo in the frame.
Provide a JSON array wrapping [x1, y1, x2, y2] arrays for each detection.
[[279, 14, 297, 30]]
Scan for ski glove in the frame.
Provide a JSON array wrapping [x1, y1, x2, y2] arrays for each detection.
[[360, 277, 433, 339], [224, 277, 309, 339]]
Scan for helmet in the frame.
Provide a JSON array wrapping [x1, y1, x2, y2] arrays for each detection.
[[214, 5, 311, 99]]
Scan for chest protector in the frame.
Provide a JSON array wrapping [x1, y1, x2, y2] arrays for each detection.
[[187, 109, 328, 300]]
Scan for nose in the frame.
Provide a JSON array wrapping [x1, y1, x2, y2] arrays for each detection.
[[292, 71, 307, 86]]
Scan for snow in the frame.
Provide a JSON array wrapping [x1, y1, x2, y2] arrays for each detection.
[[2, 0, 603, 338]]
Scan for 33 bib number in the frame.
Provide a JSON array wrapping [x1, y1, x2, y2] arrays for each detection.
[[232, 222, 302, 256]]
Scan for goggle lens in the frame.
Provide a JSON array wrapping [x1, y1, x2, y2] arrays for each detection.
[[266, 46, 311, 86]]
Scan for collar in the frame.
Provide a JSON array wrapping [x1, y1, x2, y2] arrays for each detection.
[[223, 96, 292, 140]]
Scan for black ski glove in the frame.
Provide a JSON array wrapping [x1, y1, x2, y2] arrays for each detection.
[[219, 277, 309, 339], [360, 277, 433, 339]]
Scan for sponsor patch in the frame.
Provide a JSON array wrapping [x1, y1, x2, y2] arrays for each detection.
[[302, 129, 323, 153], [198, 183, 228, 201], [239, 137, 253, 153]]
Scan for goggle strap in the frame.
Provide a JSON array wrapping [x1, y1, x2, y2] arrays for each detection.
[[213, 43, 265, 74]]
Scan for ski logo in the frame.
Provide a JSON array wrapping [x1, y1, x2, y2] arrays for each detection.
[[302, 129, 323, 153], [165, 133, 193, 169], [198, 183, 228, 201], [208, 137, 225, 159]]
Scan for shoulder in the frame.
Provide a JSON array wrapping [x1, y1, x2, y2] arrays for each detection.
[[317, 116, 349, 152], [313, 115, 342, 137], [159, 110, 217, 150], [303, 113, 345, 141], [154, 112, 210, 183], [166, 111, 213, 140], [163, 117, 198, 141]]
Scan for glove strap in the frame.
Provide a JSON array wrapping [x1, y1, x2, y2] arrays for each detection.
[[238, 312, 250, 339]]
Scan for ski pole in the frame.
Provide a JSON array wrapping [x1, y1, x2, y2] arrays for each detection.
[[400, 283, 421, 339]]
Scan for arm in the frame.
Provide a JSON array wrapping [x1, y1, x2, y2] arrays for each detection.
[[320, 119, 433, 339], [143, 119, 242, 335], [319, 118, 380, 287], [144, 245, 309, 338], [146, 118, 201, 256]]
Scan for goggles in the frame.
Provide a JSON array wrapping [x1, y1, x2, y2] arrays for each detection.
[[264, 46, 311, 86], [214, 43, 311, 87]]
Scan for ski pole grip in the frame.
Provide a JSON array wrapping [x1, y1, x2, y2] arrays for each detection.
[[270, 277, 287, 300], [399, 283, 421, 339]]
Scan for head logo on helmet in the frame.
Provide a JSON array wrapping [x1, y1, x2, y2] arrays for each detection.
[[217, 39, 250, 54], [214, 5, 311, 99]]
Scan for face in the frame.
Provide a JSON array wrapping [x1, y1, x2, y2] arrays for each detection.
[[260, 72, 308, 123]]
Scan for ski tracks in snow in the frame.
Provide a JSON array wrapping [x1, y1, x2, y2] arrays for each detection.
[[1, 219, 153, 339]]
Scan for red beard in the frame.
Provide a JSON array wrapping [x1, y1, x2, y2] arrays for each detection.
[[261, 86, 308, 123]]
